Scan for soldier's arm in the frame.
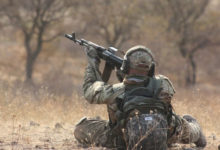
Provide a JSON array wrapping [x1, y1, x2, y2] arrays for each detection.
[[83, 48, 124, 104]]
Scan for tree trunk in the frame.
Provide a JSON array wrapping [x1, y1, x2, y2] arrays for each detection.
[[185, 55, 197, 86], [189, 54, 196, 85], [25, 54, 35, 81], [24, 36, 34, 82], [24, 27, 44, 82]]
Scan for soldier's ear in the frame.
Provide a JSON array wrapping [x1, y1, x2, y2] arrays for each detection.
[[148, 62, 155, 77]]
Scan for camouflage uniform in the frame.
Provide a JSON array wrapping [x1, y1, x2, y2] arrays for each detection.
[[168, 114, 206, 147], [74, 47, 126, 148], [74, 46, 206, 149]]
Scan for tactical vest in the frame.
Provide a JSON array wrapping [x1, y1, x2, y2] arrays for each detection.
[[114, 77, 172, 130]]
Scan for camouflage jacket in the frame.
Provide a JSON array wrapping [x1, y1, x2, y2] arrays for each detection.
[[83, 63, 174, 125]]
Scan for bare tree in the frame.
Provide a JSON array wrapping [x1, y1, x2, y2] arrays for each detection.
[[80, 0, 143, 49], [152, 0, 220, 85], [1, 0, 74, 82]]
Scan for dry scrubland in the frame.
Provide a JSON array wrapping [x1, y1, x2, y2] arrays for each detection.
[[0, 44, 219, 150], [0, 84, 219, 150], [0, 0, 219, 149]]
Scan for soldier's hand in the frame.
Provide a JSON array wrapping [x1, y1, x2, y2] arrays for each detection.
[[84, 46, 100, 66]]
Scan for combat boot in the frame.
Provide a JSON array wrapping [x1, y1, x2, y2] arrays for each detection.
[[183, 115, 207, 148]]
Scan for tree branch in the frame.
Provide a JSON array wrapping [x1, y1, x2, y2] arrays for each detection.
[[42, 32, 63, 42]]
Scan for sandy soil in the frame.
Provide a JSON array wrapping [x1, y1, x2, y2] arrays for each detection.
[[0, 120, 218, 150]]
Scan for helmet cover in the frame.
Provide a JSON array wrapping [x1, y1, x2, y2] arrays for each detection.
[[125, 45, 154, 71]]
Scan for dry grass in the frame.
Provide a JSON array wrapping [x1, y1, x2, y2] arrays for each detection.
[[0, 85, 109, 149], [172, 87, 220, 150], [0, 83, 219, 149]]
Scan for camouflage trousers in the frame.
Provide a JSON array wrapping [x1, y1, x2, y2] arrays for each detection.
[[74, 117, 125, 149], [168, 115, 201, 145], [74, 114, 201, 150]]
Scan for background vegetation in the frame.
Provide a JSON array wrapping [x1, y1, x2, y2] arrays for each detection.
[[0, 0, 219, 149]]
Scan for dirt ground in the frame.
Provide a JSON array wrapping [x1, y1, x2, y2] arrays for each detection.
[[0, 119, 219, 150]]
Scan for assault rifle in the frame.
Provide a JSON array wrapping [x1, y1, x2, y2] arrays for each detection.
[[64, 33, 123, 82]]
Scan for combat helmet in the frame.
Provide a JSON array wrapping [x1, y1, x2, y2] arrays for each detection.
[[121, 45, 155, 77]]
